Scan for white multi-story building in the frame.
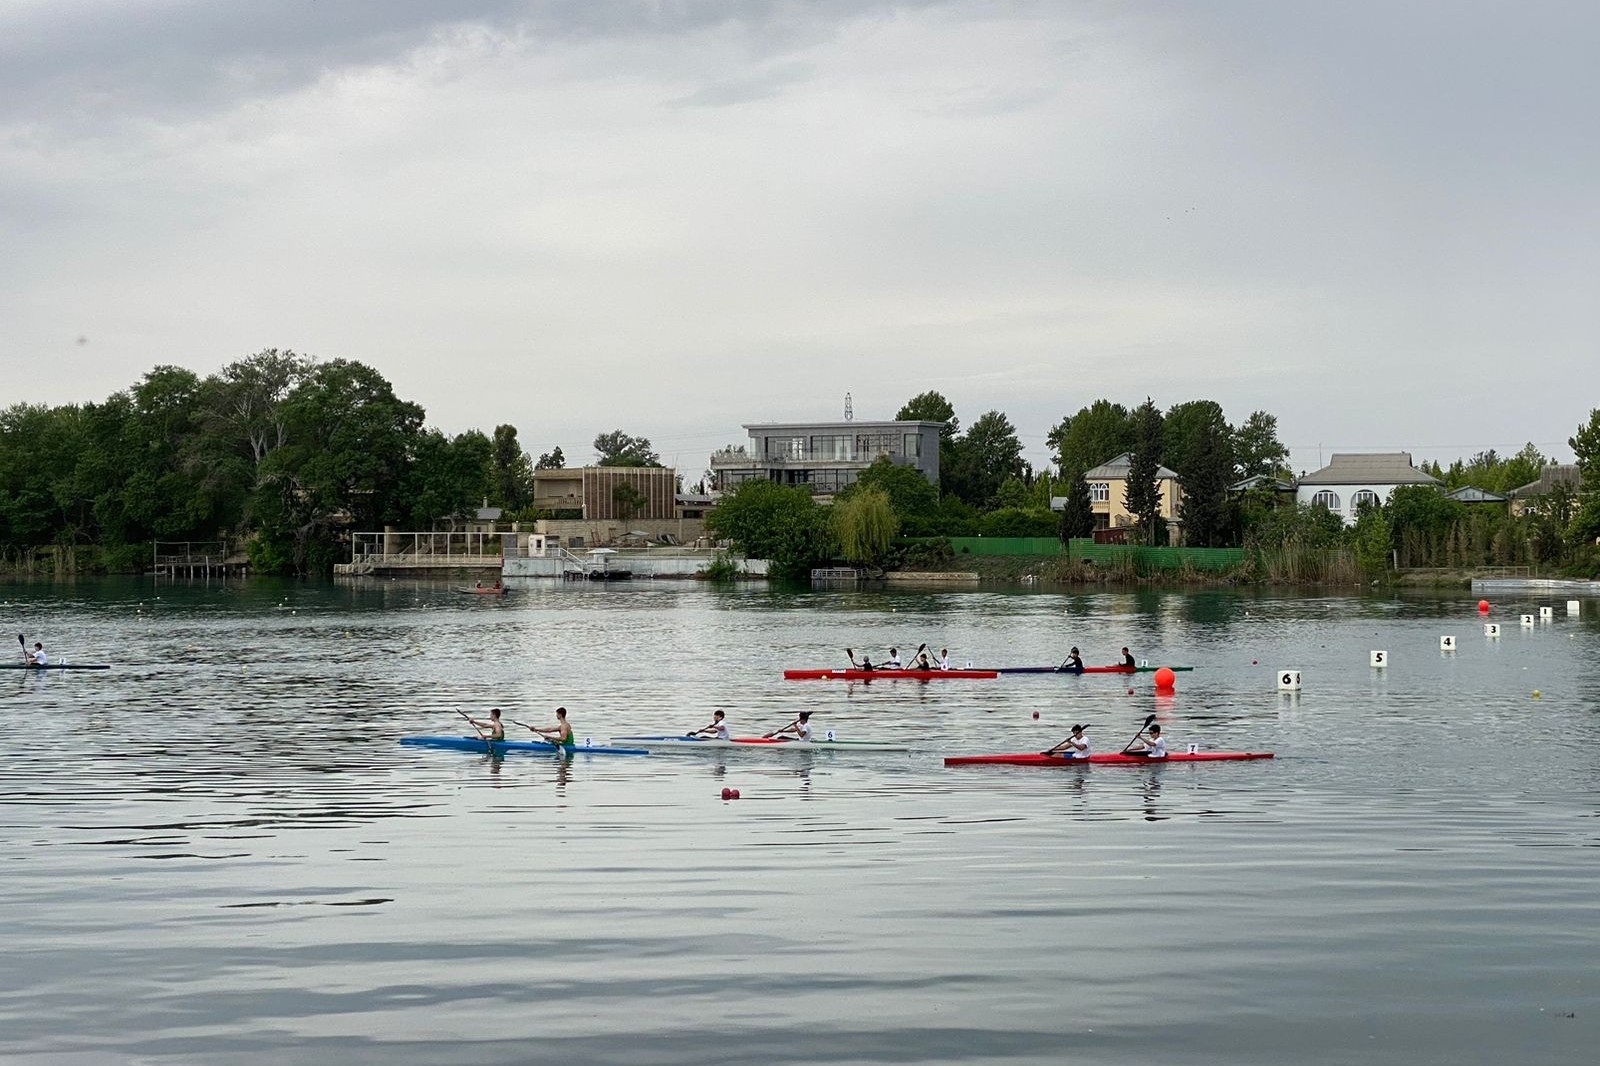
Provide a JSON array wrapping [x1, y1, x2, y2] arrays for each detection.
[[709, 420, 943, 497], [1295, 452, 1440, 524]]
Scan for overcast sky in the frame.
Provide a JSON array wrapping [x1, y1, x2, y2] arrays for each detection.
[[3, 0, 1595, 477]]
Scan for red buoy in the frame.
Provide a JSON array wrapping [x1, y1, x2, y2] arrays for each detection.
[[1154, 666, 1176, 689], [730, 789, 741, 800], [720, 788, 733, 800], [1478, 600, 1491, 613], [1032, 711, 1040, 719]]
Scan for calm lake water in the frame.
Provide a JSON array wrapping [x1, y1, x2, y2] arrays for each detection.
[[2, 577, 1596, 1065]]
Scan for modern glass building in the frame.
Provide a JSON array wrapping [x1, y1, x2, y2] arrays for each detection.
[[709, 420, 943, 496]]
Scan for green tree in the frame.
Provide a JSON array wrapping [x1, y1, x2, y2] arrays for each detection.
[[705, 480, 834, 579], [1163, 400, 1231, 480], [612, 483, 647, 523], [594, 430, 661, 467], [1047, 400, 1134, 477], [401, 429, 494, 528], [994, 475, 1031, 509], [491, 424, 534, 509], [833, 486, 897, 563], [946, 410, 1025, 508], [1233, 410, 1290, 479], [895, 391, 959, 442], [252, 359, 425, 574], [840, 456, 940, 535], [1351, 498, 1392, 574], [1058, 471, 1095, 541], [979, 507, 1058, 537], [1124, 398, 1164, 545], [535, 446, 566, 470], [1178, 416, 1235, 547]]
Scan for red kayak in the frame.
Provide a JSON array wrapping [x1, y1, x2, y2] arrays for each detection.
[[944, 751, 1274, 766], [784, 668, 999, 680]]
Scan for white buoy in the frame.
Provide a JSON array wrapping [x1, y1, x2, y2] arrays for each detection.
[[1540, 606, 1554, 621], [1370, 650, 1387, 668], [1440, 635, 1457, 651], [1520, 614, 1535, 628], [1568, 599, 1582, 616], [1483, 622, 1500, 638], [1278, 669, 1302, 691]]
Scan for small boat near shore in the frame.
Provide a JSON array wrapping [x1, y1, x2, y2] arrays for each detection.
[[945, 751, 1274, 767], [400, 736, 648, 756], [610, 735, 911, 753], [783, 668, 997, 680], [455, 585, 508, 595]]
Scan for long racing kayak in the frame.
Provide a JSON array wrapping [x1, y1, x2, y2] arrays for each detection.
[[945, 751, 1274, 766], [1, 663, 111, 670], [784, 668, 997, 680], [611, 735, 911, 753], [400, 735, 649, 756]]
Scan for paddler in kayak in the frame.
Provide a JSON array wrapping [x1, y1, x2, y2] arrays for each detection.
[[845, 649, 876, 672], [528, 707, 576, 749], [885, 647, 903, 668], [1043, 723, 1090, 758], [936, 648, 950, 670], [764, 710, 814, 743], [913, 648, 934, 670], [689, 710, 731, 739], [465, 708, 506, 741], [1058, 647, 1084, 674], [27, 642, 48, 667], [1124, 722, 1167, 758], [1120, 647, 1137, 670]]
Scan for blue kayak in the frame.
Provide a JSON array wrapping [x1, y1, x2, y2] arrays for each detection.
[[400, 735, 649, 756]]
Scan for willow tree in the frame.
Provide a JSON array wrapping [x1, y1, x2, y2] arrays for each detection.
[[833, 486, 897, 564]]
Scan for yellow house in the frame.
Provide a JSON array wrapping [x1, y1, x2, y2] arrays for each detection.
[[1083, 452, 1183, 540]]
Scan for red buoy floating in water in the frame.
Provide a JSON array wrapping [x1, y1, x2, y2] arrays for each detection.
[[1032, 711, 1040, 719], [720, 788, 733, 800], [1154, 666, 1176, 689], [1478, 599, 1491, 613]]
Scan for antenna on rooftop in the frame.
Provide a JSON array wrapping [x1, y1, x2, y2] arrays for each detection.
[[844, 392, 853, 422]]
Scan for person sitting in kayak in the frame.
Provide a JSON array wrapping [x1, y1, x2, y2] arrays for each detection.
[[532, 707, 575, 749], [913, 649, 933, 670], [885, 647, 903, 668], [1120, 647, 1136, 670], [1059, 647, 1084, 674], [467, 708, 506, 741], [690, 710, 730, 740], [765, 711, 813, 743], [846, 649, 876, 671], [1044, 723, 1090, 758], [1125, 723, 1167, 758], [936, 648, 950, 670], [26, 642, 48, 667]]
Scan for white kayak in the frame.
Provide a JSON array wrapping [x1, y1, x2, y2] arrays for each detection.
[[610, 735, 912, 753]]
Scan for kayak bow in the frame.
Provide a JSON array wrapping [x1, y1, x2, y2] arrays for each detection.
[[400, 735, 648, 756], [944, 751, 1274, 766]]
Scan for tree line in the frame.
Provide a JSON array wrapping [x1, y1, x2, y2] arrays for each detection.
[[0, 351, 666, 574], [707, 390, 1600, 580]]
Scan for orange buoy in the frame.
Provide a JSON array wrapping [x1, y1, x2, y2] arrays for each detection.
[[1154, 666, 1176, 688], [1478, 600, 1490, 613]]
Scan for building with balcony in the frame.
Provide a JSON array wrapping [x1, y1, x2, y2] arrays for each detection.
[[531, 466, 679, 521], [1053, 452, 1184, 541], [709, 420, 943, 496], [1296, 452, 1439, 524]]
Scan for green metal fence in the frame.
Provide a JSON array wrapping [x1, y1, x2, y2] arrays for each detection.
[[911, 536, 1248, 570]]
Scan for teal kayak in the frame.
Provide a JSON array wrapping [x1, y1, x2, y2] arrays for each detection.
[[400, 735, 649, 756]]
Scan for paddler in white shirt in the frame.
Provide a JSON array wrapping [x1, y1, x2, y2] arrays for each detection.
[[884, 647, 903, 668], [1043, 723, 1090, 758], [27, 642, 49, 667], [764, 711, 814, 743], [936, 648, 950, 670], [690, 710, 731, 740], [1126, 723, 1168, 758]]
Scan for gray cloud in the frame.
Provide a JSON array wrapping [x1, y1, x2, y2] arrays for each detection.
[[2, 0, 1596, 475]]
